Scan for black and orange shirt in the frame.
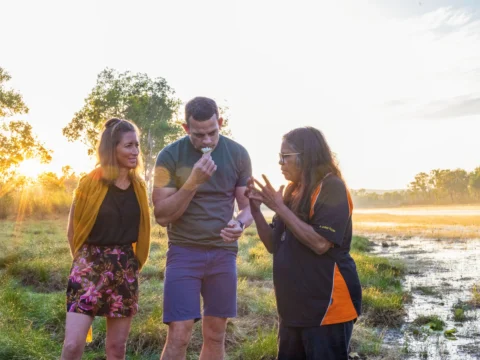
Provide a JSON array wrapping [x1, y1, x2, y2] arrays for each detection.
[[272, 175, 362, 327]]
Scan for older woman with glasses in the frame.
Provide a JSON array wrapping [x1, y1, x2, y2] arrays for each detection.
[[245, 126, 362, 360]]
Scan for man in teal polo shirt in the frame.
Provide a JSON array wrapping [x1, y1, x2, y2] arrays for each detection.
[[152, 96, 252, 360]]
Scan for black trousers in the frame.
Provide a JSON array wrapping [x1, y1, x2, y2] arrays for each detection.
[[277, 320, 354, 360]]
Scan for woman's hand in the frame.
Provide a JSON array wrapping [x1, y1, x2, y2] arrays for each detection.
[[250, 175, 285, 213], [244, 177, 263, 213]]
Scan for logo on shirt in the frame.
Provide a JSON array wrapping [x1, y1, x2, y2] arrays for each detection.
[[317, 225, 336, 233]]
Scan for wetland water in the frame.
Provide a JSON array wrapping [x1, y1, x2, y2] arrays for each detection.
[[367, 234, 480, 359]]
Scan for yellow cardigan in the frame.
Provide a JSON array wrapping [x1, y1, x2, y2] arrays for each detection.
[[72, 168, 151, 270]]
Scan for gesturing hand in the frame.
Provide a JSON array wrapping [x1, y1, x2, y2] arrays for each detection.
[[248, 175, 285, 213], [189, 153, 217, 186], [244, 177, 263, 212]]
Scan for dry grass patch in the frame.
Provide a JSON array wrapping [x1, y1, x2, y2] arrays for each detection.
[[353, 213, 480, 239], [470, 284, 480, 307]]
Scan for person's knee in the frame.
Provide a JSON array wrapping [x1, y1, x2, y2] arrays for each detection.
[[62, 339, 84, 359], [167, 322, 193, 349], [106, 339, 127, 358], [167, 333, 191, 349], [203, 330, 225, 346], [203, 320, 227, 346]]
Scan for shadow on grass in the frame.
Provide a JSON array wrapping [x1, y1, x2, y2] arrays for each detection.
[[7, 259, 69, 292]]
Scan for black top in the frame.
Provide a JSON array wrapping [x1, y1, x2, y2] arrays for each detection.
[[272, 175, 362, 327], [154, 135, 252, 250], [87, 184, 141, 246]]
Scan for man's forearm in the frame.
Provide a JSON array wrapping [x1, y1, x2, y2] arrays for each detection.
[[236, 205, 253, 228], [154, 183, 198, 226]]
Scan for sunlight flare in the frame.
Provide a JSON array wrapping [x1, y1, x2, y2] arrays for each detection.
[[17, 159, 47, 179]]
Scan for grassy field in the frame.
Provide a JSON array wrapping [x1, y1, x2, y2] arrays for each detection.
[[0, 216, 406, 359]]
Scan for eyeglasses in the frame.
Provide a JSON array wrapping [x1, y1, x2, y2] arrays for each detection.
[[278, 152, 301, 163]]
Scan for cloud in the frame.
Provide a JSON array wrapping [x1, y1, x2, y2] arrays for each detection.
[[414, 6, 473, 30], [445, 8, 472, 26], [371, 6, 480, 121], [384, 99, 413, 108], [423, 96, 480, 119]]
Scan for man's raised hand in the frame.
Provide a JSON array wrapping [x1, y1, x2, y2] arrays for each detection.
[[188, 153, 217, 187]]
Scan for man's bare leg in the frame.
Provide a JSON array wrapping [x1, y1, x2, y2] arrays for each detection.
[[199, 316, 228, 360], [160, 320, 195, 360]]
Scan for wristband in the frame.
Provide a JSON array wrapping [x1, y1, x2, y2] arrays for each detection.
[[237, 220, 245, 230]]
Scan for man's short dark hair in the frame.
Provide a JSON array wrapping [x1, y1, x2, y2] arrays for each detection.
[[185, 97, 219, 124]]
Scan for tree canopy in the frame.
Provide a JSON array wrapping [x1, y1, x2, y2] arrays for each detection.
[[0, 67, 52, 183], [353, 167, 480, 207], [62, 68, 182, 185], [63, 68, 232, 187]]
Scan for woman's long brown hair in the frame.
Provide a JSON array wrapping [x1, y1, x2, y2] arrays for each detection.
[[96, 118, 144, 183], [283, 127, 342, 221]]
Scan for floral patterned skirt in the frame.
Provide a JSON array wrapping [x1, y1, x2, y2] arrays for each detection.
[[66, 243, 139, 318]]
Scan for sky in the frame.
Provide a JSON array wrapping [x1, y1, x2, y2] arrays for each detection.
[[1, 0, 479, 190]]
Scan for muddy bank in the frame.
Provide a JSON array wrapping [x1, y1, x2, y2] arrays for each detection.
[[366, 234, 480, 360]]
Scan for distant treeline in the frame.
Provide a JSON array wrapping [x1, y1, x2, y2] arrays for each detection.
[[352, 167, 480, 208], [0, 167, 81, 219], [2, 166, 480, 218]]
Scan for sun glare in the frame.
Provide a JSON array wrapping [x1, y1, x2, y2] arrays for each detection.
[[17, 159, 47, 179]]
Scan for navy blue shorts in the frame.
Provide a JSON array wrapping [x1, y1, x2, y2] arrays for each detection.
[[163, 244, 237, 324], [277, 321, 354, 360]]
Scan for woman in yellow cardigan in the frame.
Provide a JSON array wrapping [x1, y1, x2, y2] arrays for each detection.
[[61, 118, 151, 360]]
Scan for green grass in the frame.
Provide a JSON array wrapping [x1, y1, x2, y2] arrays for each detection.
[[412, 315, 445, 331], [0, 219, 406, 359], [233, 327, 277, 360], [350, 235, 374, 252], [451, 300, 473, 322], [351, 239, 406, 327], [453, 308, 466, 322], [237, 278, 276, 317], [444, 328, 458, 340], [237, 233, 272, 280], [0, 276, 64, 359], [350, 322, 383, 356]]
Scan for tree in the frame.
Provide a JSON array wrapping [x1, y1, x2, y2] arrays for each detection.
[[60, 165, 80, 195], [383, 190, 405, 206], [63, 68, 233, 188], [37, 171, 64, 192], [449, 169, 469, 201], [62, 68, 183, 187], [0, 68, 28, 117], [409, 172, 431, 203], [428, 169, 445, 203], [431, 169, 469, 203], [0, 67, 52, 184], [469, 167, 480, 200]]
